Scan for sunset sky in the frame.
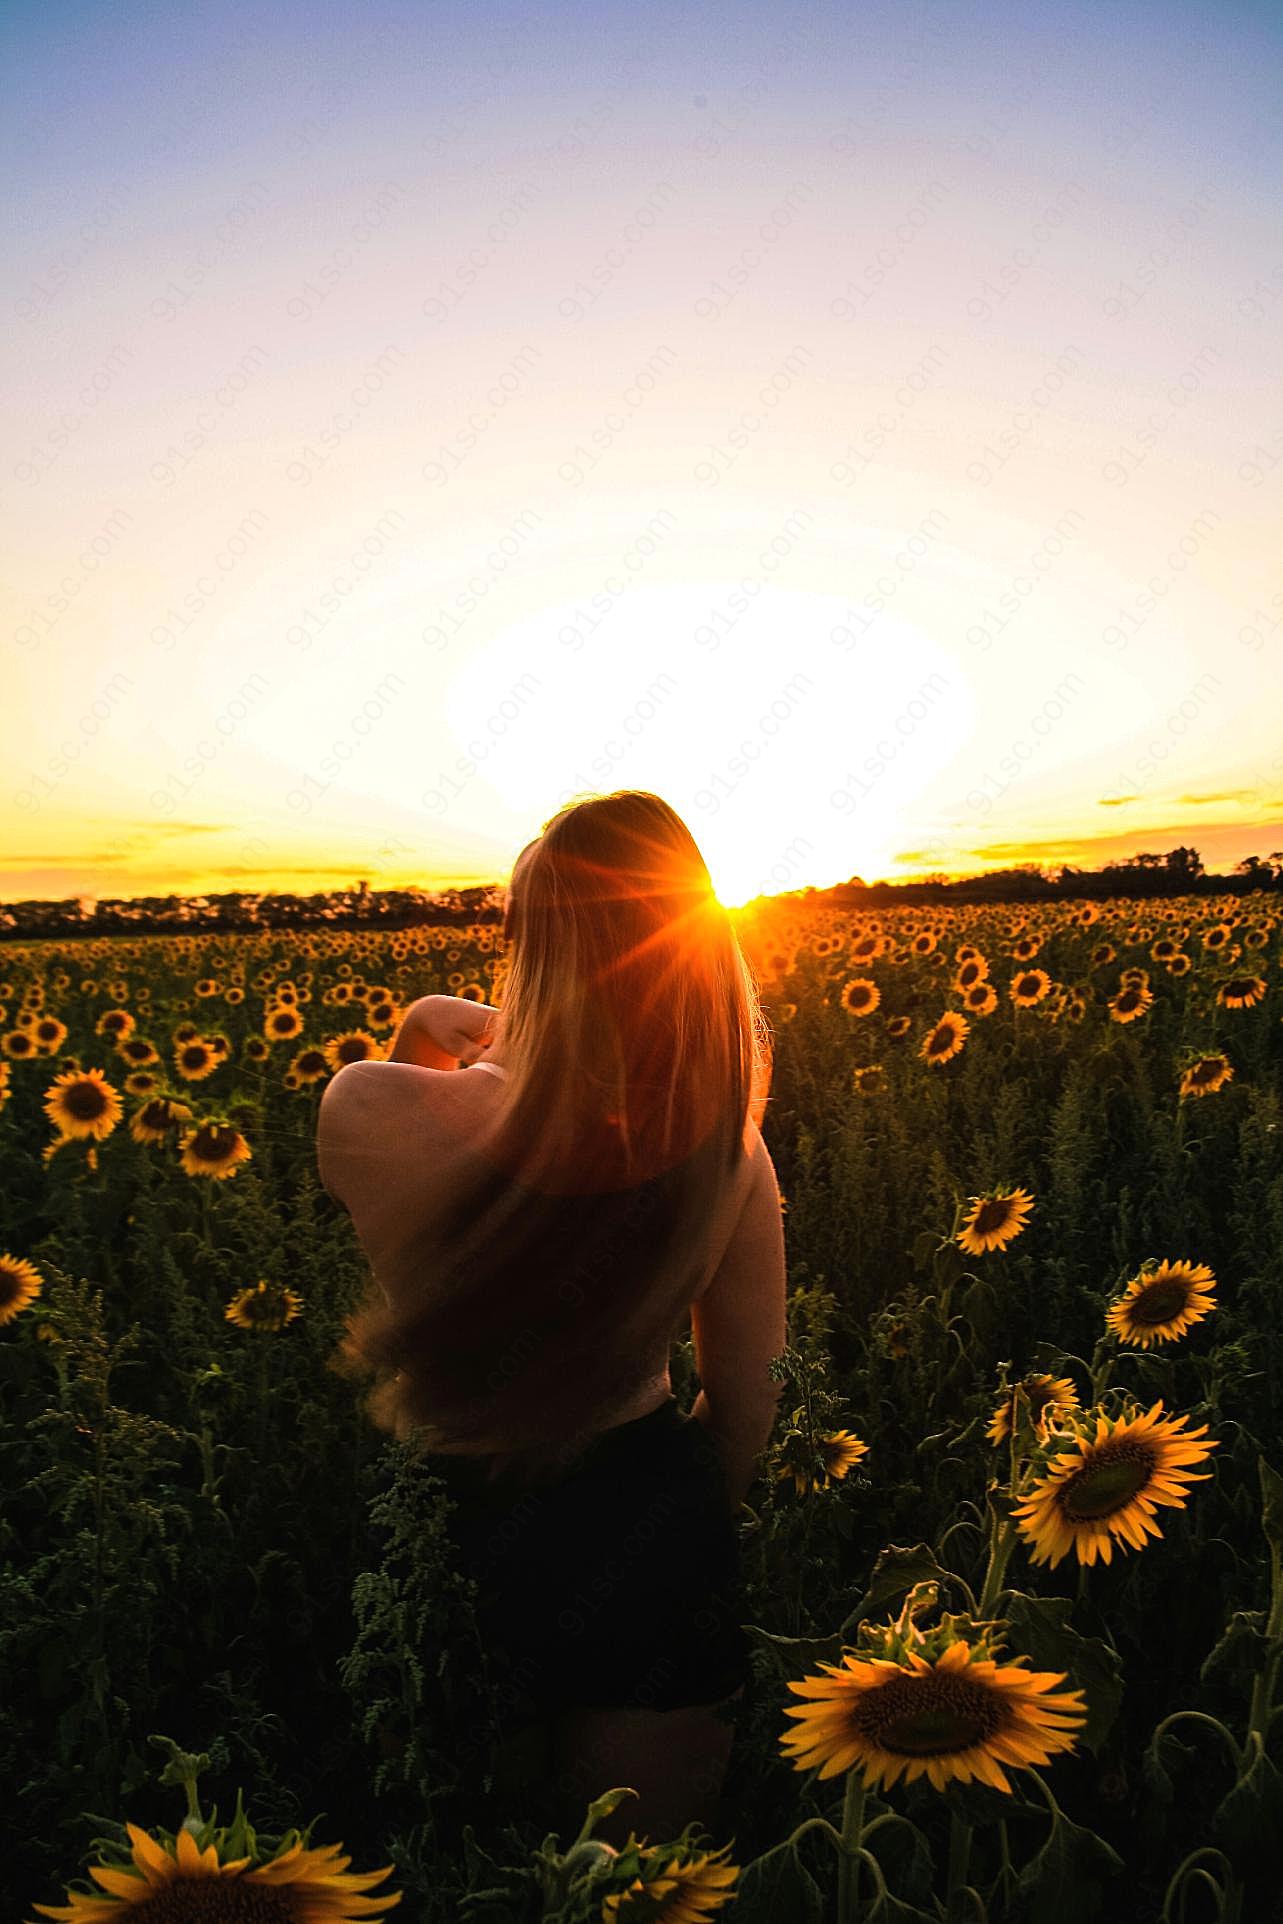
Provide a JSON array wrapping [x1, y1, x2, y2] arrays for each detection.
[[6, 0, 1282, 908]]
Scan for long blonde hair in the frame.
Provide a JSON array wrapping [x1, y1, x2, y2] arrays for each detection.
[[336, 790, 772, 1487]]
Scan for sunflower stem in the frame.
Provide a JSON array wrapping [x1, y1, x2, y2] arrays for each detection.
[[1247, 1516, 1283, 1745], [836, 1769, 865, 1923], [977, 1516, 1017, 1617], [946, 1811, 973, 1921]]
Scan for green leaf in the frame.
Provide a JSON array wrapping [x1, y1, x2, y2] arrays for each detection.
[[1210, 1744, 1283, 1861], [1012, 1804, 1124, 1923], [733, 1837, 823, 1924], [933, 1240, 966, 1290], [1199, 1609, 1269, 1698], [911, 1229, 939, 1271], [742, 1622, 844, 1679], [1001, 1591, 1124, 1754], [1259, 1455, 1283, 1557], [842, 1544, 957, 1637]]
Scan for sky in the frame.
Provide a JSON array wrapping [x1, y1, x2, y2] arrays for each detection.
[[5, 0, 1282, 908]]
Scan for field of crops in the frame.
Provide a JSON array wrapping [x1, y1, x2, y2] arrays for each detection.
[[3, 894, 1281, 1924]]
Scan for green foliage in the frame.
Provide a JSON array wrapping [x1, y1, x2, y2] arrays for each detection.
[[2, 900, 1281, 1921]]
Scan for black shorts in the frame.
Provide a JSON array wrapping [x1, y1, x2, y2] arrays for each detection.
[[428, 1395, 751, 1724]]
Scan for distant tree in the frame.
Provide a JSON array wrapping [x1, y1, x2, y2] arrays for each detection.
[[1166, 845, 1204, 881], [1236, 854, 1271, 888]]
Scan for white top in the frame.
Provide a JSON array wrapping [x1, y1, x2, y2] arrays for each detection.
[[471, 1059, 507, 1078]]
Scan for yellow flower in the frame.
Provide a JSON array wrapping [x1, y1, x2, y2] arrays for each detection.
[[29, 1817, 401, 1922], [173, 1038, 220, 1082], [42, 1069, 123, 1142], [839, 977, 880, 1017], [780, 1629, 1086, 1794], [322, 1031, 383, 1071], [777, 1429, 869, 1496], [986, 1373, 1078, 1447], [264, 1004, 304, 1042], [1012, 1400, 1217, 1568], [225, 1279, 304, 1330], [33, 1015, 69, 1054], [957, 1187, 1034, 1256], [1105, 1259, 1217, 1348], [178, 1120, 252, 1180], [289, 1048, 331, 1086], [600, 1842, 739, 1921], [129, 1096, 194, 1145], [0, 1253, 44, 1326], [1108, 983, 1153, 1024], [1217, 975, 1267, 1010], [1009, 969, 1052, 1007], [1178, 1054, 1233, 1099], [920, 1011, 969, 1065]]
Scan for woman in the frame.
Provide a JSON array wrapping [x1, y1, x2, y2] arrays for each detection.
[[318, 791, 788, 1847]]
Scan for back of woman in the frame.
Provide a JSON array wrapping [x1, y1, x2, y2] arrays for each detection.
[[325, 789, 788, 1844]]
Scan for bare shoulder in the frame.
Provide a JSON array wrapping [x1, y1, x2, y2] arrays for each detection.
[[316, 1059, 456, 1202]]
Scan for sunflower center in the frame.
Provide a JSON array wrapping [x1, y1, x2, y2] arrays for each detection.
[[854, 1670, 1007, 1756], [125, 1875, 297, 1921], [65, 1083, 108, 1120], [194, 1127, 238, 1159], [970, 1199, 1013, 1235], [1127, 1283, 1190, 1325], [1056, 1441, 1157, 1520]]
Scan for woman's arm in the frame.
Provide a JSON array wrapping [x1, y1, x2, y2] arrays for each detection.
[[388, 994, 502, 1069]]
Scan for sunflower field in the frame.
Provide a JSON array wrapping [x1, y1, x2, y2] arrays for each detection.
[[3, 894, 1281, 1924]]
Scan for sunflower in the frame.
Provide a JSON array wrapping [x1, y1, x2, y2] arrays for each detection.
[[43, 1069, 123, 1141], [1105, 1259, 1217, 1348], [778, 1428, 870, 1496], [0, 1061, 10, 1111], [0, 1253, 43, 1326], [963, 982, 998, 1017], [290, 1048, 331, 1086], [957, 1187, 1035, 1256], [34, 1016, 69, 1054], [780, 1625, 1086, 1794], [2, 1028, 38, 1059], [173, 1038, 220, 1082], [225, 1278, 304, 1330], [1012, 1400, 1217, 1568], [123, 1071, 162, 1098], [323, 1030, 383, 1070], [1218, 975, 1267, 1010], [954, 957, 989, 993], [911, 930, 938, 955], [920, 1011, 969, 1066], [852, 1064, 887, 1095], [1201, 922, 1232, 951], [1167, 952, 1192, 977], [840, 977, 880, 1017], [178, 1120, 252, 1180], [1179, 1054, 1234, 1099], [1011, 935, 1043, 961], [600, 1842, 738, 1921], [1108, 983, 1153, 1024], [986, 1373, 1079, 1447], [885, 1014, 911, 1039], [1010, 970, 1052, 1007], [29, 1818, 401, 1922], [116, 1036, 161, 1066], [129, 1096, 195, 1145], [265, 1004, 304, 1042]]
